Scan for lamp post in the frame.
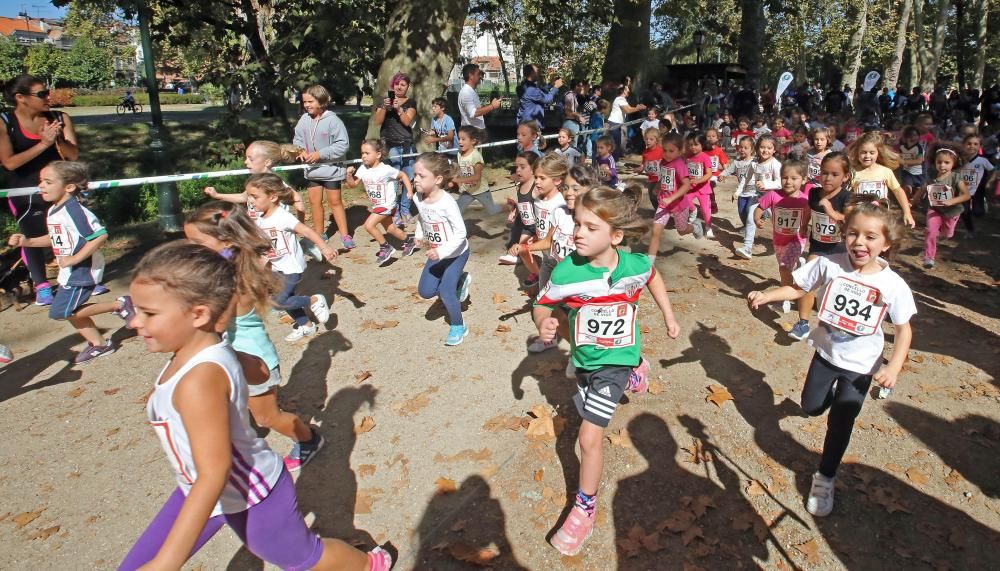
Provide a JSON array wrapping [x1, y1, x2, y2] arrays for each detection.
[[693, 29, 706, 66]]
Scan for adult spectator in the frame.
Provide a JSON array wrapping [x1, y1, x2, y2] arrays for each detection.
[[580, 84, 601, 156], [515, 64, 563, 127], [907, 87, 925, 113], [457, 63, 500, 131], [0, 75, 80, 306], [980, 83, 1000, 128], [607, 84, 646, 158], [732, 84, 756, 120], [794, 82, 812, 113], [293, 84, 351, 249], [825, 85, 846, 115], [562, 80, 584, 139], [374, 72, 417, 222]]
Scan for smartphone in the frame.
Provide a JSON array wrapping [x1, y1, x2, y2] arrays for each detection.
[[387, 90, 395, 102]]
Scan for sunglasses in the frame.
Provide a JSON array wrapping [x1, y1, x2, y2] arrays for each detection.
[[28, 90, 50, 99]]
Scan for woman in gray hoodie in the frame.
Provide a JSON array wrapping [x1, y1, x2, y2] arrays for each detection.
[[293, 85, 353, 249]]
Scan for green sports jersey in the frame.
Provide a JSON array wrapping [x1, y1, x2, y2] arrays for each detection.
[[535, 250, 654, 369]]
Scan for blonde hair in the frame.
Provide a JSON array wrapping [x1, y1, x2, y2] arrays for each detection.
[[517, 120, 547, 151], [44, 161, 89, 193], [643, 127, 661, 139], [535, 152, 568, 190], [132, 241, 237, 323], [848, 131, 900, 170], [577, 185, 648, 241], [415, 152, 456, 188], [246, 173, 296, 206], [844, 199, 906, 260], [247, 140, 301, 165]]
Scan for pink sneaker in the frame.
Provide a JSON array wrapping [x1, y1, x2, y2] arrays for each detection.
[[367, 546, 393, 571], [627, 357, 650, 394], [550, 506, 595, 556]]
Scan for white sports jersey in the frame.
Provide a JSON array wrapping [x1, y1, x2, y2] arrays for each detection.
[[147, 342, 283, 516], [255, 207, 306, 275], [534, 192, 567, 240], [547, 204, 576, 262], [46, 197, 106, 286], [356, 162, 400, 215], [414, 191, 468, 259]]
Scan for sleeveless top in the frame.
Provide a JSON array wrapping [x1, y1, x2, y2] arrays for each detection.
[[226, 308, 280, 370], [4, 111, 65, 187], [146, 342, 283, 516]]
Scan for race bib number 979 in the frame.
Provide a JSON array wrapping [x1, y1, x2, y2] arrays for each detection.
[[810, 211, 840, 243], [575, 303, 636, 348], [818, 277, 887, 336]]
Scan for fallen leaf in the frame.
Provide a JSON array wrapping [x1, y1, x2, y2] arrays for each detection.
[[640, 325, 652, 334], [526, 415, 556, 441], [483, 414, 522, 432], [447, 542, 501, 566], [391, 386, 439, 416], [29, 525, 59, 540], [705, 384, 734, 407], [12, 509, 44, 529], [354, 416, 376, 434], [360, 319, 400, 331], [105, 427, 120, 437], [383, 305, 399, 312], [534, 469, 544, 482], [433, 449, 492, 463], [745, 480, 767, 497], [682, 439, 711, 464], [658, 509, 696, 533], [67, 387, 84, 398], [906, 468, 930, 486], [641, 530, 664, 553], [354, 488, 383, 514], [357, 464, 376, 477], [354, 370, 373, 384], [910, 354, 925, 363], [730, 511, 756, 532], [617, 526, 645, 558], [492, 293, 507, 305], [606, 429, 633, 448], [689, 494, 716, 518], [495, 324, 512, 333], [435, 477, 457, 495], [648, 380, 665, 395], [103, 388, 120, 396], [681, 524, 704, 546], [944, 469, 962, 488], [794, 539, 821, 565]]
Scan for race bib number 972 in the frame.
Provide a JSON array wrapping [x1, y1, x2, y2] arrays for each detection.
[[575, 303, 636, 348], [818, 277, 887, 336]]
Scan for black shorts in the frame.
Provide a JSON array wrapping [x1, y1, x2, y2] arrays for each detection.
[[305, 180, 342, 190], [573, 365, 630, 428]]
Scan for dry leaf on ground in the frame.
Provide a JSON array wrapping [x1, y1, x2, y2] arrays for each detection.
[[794, 538, 821, 565], [495, 324, 511, 333], [446, 542, 500, 566], [12, 509, 44, 529], [648, 380, 666, 395], [658, 509, 696, 533], [29, 525, 59, 540], [67, 387, 84, 398], [681, 524, 704, 546], [360, 319, 400, 331], [357, 464, 376, 477], [435, 477, 458, 495], [354, 371, 373, 384], [103, 388, 120, 396], [682, 439, 711, 464], [354, 416, 376, 434], [606, 429, 633, 448], [906, 468, 930, 485], [705, 385, 734, 407], [745, 480, 767, 497], [483, 413, 523, 432], [492, 293, 508, 305], [534, 469, 544, 482]]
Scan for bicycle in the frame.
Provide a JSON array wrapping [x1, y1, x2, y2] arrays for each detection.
[[116, 99, 143, 115]]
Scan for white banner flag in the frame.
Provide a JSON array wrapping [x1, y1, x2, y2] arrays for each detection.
[[776, 72, 794, 99], [863, 71, 881, 92]]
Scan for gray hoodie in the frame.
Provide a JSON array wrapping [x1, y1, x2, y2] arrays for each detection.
[[293, 110, 349, 182]]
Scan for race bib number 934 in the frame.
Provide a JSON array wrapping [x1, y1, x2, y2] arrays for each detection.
[[818, 277, 887, 336]]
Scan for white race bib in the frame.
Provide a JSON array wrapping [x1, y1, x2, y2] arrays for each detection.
[[808, 156, 822, 180], [549, 227, 575, 262], [535, 208, 552, 238], [659, 167, 676, 194], [265, 227, 290, 260], [818, 277, 887, 336], [687, 161, 704, 178], [959, 167, 978, 190], [926, 184, 954, 207], [575, 303, 636, 348], [643, 160, 660, 175], [246, 200, 259, 219], [517, 201, 536, 225], [857, 181, 888, 200], [365, 180, 396, 211], [47, 223, 73, 257], [773, 207, 802, 236], [810, 211, 840, 243], [755, 166, 771, 187], [710, 155, 720, 171], [421, 220, 450, 248]]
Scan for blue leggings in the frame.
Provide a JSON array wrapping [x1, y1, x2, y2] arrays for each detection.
[[418, 248, 469, 326], [737, 195, 757, 226], [273, 271, 311, 327]]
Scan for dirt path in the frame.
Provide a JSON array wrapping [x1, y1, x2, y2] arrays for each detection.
[[0, 172, 997, 570]]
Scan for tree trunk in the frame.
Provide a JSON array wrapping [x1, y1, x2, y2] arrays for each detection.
[[602, 0, 652, 86], [886, 0, 913, 88], [972, 0, 989, 89], [366, 0, 471, 145], [492, 27, 511, 95], [738, 0, 765, 88], [843, 0, 869, 90], [912, 0, 926, 87], [239, 0, 287, 122], [922, 0, 950, 90], [956, 0, 966, 89]]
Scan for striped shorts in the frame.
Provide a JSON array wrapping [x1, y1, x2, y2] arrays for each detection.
[[573, 365, 630, 428]]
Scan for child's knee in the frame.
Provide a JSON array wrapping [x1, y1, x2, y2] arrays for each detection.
[[417, 284, 436, 300]]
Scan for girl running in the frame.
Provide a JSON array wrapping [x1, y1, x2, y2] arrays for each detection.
[[920, 145, 970, 268], [806, 127, 832, 181], [500, 153, 541, 275], [345, 139, 416, 266], [848, 131, 916, 227], [957, 133, 996, 235], [524, 153, 568, 292], [722, 136, 756, 228], [534, 186, 680, 555], [184, 202, 325, 471], [748, 202, 915, 518], [246, 173, 336, 342], [453, 126, 501, 216], [554, 127, 582, 166], [120, 241, 392, 571], [704, 128, 729, 219], [753, 161, 811, 313], [516, 120, 545, 157], [641, 127, 663, 211], [684, 133, 715, 238], [648, 132, 699, 262], [413, 153, 472, 346], [790, 152, 853, 340], [896, 126, 926, 202]]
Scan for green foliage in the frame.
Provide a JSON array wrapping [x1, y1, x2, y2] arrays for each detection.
[[58, 38, 114, 88], [71, 93, 205, 106], [25, 44, 64, 85], [0, 36, 25, 82]]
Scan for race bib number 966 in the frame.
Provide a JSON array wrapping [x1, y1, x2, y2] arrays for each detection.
[[421, 220, 449, 248], [575, 303, 636, 348], [818, 277, 887, 336]]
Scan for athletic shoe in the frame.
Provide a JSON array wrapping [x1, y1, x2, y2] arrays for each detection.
[[781, 300, 791, 314], [367, 546, 393, 571], [341, 234, 356, 250], [498, 254, 518, 265], [114, 295, 136, 326], [457, 272, 473, 303], [283, 431, 325, 472], [550, 506, 596, 556], [565, 359, 577, 378], [627, 357, 650, 394], [528, 336, 558, 353], [74, 340, 116, 365], [93, 284, 111, 296], [0, 344, 13, 364], [310, 295, 330, 324], [806, 472, 835, 517], [705, 228, 715, 239], [923, 258, 935, 269], [35, 285, 53, 306], [735, 246, 752, 259], [401, 237, 417, 257], [284, 322, 317, 342], [376, 244, 396, 266], [304, 240, 324, 261], [789, 319, 810, 341], [692, 219, 705, 239], [445, 324, 468, 346], [687, 211, 698, 224], [523, 273, 539, 288]]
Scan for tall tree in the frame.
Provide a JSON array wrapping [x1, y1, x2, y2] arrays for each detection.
[[886, 0, 913, 88], [923, 0, 951, 89], [843, 0, 869, 90], [972, 0, 990, 89], [0, 36, 25, 82], [366, 0, 471, 141], [602, 0, 652, 86], [738, 0, 765, 86]]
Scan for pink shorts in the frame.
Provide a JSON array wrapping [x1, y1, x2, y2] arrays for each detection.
[[654, 207, 692, 231], [774, 241, 805, 268]]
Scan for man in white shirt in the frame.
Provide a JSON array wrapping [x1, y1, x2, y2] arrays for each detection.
[[458, 63, 501, 131]]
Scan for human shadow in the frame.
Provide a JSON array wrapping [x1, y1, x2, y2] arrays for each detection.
[[907, 289, 1000, 387], [283, 327, 353, 419], [695, 252, 777, 299], [410, 475, 528, 570], [304, 256, 367, 310], [886, 403, 1000, 498], [423, 297, 472, 324], [0, 333, 83, 403]]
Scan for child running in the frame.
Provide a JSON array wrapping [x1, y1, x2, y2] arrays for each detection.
[[704, 128, 729, 221], [807, 127, 832, 181], [736, 134, 783, 259], [648, 132, 699, 261], [6, 161, 133, 364], [753, 160, 811, 313], [344, 138, 416, 266], [684, 133, 715, 238], [896, 126, 926, 202], [453, 126, 502, 216], [184, 202, 325, 471], [790, 152, 853, 340], [848, 131, 916, 227], [641, 127, 663, 210], [413, 153, 473, 346], [524, 153, 569, 292], [594, 136, 619, 187], [534, 186, 680, 555], [500, 153, 541, 277], [722, 136, 756, 230], [246, 173, 336, 341], [957, 133, 995, 235], [120, 241, 392, 571], [747, 201, 915, 518], [516, 120, 545, 157], [920, 145, 970, 268]]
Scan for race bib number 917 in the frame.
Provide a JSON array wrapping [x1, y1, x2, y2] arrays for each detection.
[[773, 207, 802, 236], [818, 277, 887, 336], [575, 303, 636, 348]]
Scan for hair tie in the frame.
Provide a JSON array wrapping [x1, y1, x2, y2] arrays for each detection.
[[937, 147, 959, 158], [219, 210, 229, 218], [219, 247, 235, 260]]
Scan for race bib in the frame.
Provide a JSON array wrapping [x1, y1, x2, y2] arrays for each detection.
[[265, 227, 290, 260], [365, 180, 396, 209], [687, 161, 704, 178], [535, 208, 551, 238], [808, 156, 821, 180], [421, 220, 450, 248], [818, 277, 887, 336], [736, 165, 749, 183], [575, 302, 636, 348], [925, 184, 953, 207], [549, 227, 575, 262], [643, 160, 660, 175], [246, 200, 259, 219], [47, 223, 73, 257], [856, 181, 887, 199], [517, 201, 536, 225], [659, 167, 676, 194], [710, 155, 720, 171], [755, 166, 771, 187], [773, 207, 802, 236], [959, 167, 978, 190], [845, 130, 859, 143], [810, 211, 840, 243]]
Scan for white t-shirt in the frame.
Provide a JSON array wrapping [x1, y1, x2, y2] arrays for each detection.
[[547, 204, 576, 262], [534, 191, 567, 240], [414, 192, 468, 259], [356, 162, 400, 214], [959, 157, 994, 195], [751, 157, 782, 192], [46, 197, 106, 287], [831, 139, 846, 152], [457, 149, 488, 195], [899, 143, 924, 175], [794, 253, 916, 375], [256, 208, 306, 275], [608, 96, 628, 124], [554, 146, 582, 166], [640, 119, 660, 132], [458, 83, 485, 129], [723, 158, 755, 197]]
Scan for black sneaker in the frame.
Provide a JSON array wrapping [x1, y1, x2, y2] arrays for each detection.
[[284, 431, 325, 472]]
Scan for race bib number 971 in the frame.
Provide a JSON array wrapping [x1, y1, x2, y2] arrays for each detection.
[[818, 277, 887, 336], [926, 184, 953, 207], [575, 303, 636, 348]]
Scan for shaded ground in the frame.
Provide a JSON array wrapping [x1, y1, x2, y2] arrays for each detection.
[[0, 168, 997, 570]]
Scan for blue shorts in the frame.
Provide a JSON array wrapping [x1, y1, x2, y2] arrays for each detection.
[[899, 171, 925, 189], [49, 285, 94, 320]]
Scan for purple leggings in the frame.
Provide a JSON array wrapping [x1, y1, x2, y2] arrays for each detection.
[[119, 469, 322, 571]]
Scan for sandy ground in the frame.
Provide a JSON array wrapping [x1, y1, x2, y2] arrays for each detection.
[[0, 167, 998, 570]]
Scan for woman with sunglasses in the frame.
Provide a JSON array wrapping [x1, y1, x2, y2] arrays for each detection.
[[0, 75, 80, 306]]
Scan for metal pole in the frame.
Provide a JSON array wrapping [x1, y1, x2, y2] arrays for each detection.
[[137, 3, 182, 233]]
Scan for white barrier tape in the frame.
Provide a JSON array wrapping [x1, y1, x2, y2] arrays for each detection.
[[0, 104, 694, 198]]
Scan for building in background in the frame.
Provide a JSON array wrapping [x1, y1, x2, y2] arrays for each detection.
[[448, 20, 517, 92], [0, 14, 71, 49]]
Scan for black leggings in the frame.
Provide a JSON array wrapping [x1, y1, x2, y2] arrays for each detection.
[[801, 354, 873, 478], [8, 195, 50, 288]]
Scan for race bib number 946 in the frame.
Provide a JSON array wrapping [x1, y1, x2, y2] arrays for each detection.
[[575, 303, 636, 348], [818, 277, 887, 336]]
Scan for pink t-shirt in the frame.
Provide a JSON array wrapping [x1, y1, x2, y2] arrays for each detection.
[[757, 190, 809, 247], [657, 158, 691, 212], [773, 127, 792, 154], [685, 152, 714, 195]]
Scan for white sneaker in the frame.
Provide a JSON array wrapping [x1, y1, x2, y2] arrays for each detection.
[[705, 228, 715, 239], [310, 295, 330, 324], [565, 359, 577, 378], [498, 254, 518, 265], [285, 322, 317, 342], [528, 336, 559, 353], [735, 246, 752, 259], [806, 472, 835, 517], [781, 300, 791, 314]]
